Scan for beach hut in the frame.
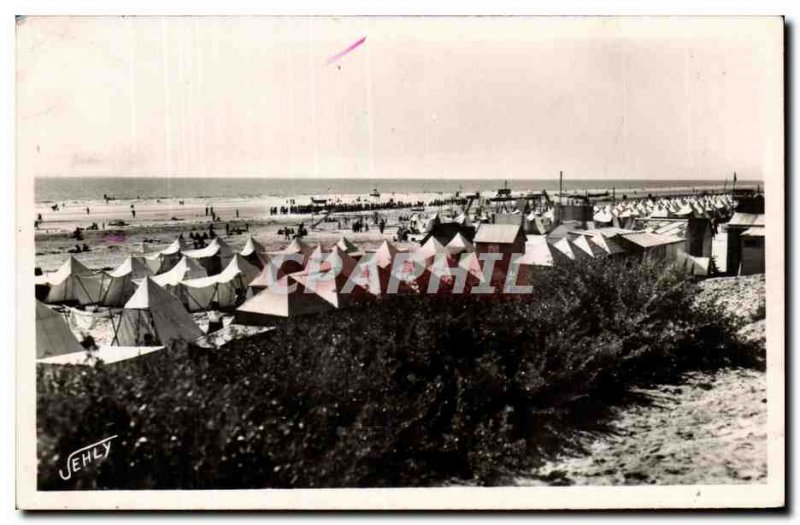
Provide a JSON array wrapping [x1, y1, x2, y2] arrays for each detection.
[[113, 277, 203, 347], [36, 300, 83, 358], [474, 224, 526, 257], [177, 254, 260, 311], [42, 256, 105, 305], [234, 276, 334, 326], [100, 256, 154, 306], [614, 232, 685, 263], [739, 227, 765, 276]]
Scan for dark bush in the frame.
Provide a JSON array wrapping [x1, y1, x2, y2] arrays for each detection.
[[37, 257, 761, 489]]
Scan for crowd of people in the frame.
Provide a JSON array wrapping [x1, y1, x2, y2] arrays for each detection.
[[268, 199, 426, 216]]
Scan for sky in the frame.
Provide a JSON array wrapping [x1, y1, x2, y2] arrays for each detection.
[[16, 16, 782, 180]]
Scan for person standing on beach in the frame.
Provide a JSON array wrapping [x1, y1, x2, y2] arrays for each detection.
[[86, 207, 90, 215], [236, 209, 240, 218]]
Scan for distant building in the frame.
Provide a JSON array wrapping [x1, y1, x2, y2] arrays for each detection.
[[726, 212, 765, 275], [614, 232, 685, 263], [474, 223, 527, 286], [474, 223, 526, 256], [740, 227, 766, 275], [686, 218, 713, 257]]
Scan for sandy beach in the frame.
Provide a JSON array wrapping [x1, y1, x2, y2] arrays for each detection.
[[33, 181, 745, 273]]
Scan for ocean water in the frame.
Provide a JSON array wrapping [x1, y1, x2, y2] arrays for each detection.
[[34, 177, 756, 203]]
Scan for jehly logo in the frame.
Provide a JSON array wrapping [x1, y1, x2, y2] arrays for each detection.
[[58, 435, 118, 481]]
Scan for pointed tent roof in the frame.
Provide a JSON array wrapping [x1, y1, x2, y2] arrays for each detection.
[[551, 237, 576, 260], [118, 277, 203, 344], [569, 235, 597, 258], [372, 240, 399, 269], [46, 256, 95, 285], [445, 232, 475, 255], [281, 237, 313, 257], [151, 256, 207, 287], [108, 256, 154, 279], [247, 263, 279, 291], [335, 236, 360, 254], [182, 237, 235, 259], [217, 253, 261, 286], [240, 236, 267, 257], [36, 301, 83, 358], [519, 237, 555, 267], [236, 276, 333, 321], [418, 237, 447, 259]]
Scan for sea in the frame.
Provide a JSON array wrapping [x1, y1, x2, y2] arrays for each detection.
[[34, 177, 758, 203]]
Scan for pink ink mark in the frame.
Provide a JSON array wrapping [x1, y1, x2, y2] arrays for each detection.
[[325, 36, 366, 66], [104, 232, 126, 244]]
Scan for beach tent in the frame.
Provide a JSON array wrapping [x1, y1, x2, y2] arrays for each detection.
[[246, 263, 279, 296], [290, 250, 373, 308], [100, 256, 154, 306], [113, 277, 203, 347], [267, 238, 313, 276], [144, 238, 192, 274], [593, 207, 613, 224], [336, 237, 360, 254], [42, 257, 105, 305], [182, 237, 236, 275], [569, 235, 600, 259], [240, 236, 269, 268], [234, 276, 334, 326], [417, 237, 447, 265], [281, 238, 313, 258], [445, 232, 475, 256], [345, 253, 417, 295], [372, 240, 399, 269], [519, 237, 557, 267], [150, 255, 208, 288], [550, 237, 576, 261], [177, 254, 260, 312], [586, 233, 628, 256], [36, 300, 83, 358]]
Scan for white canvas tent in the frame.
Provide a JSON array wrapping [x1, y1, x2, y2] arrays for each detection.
[[335, 236, 361, 255], [177, 254, 260, 311], [182, 237, 236, 274], [144, 237, 192, 273], [42, 257, 105, 305], [290, 247, 371, 308], [240, 236, 269, 268], [235, 276, 333, 326], [36, 300, 83, 358], [114, 277, 203, 347], [150, 255, 208, 288], [100, 256, 154, 306], [372, 240, 399, 269], [445, 232, 475, 256]]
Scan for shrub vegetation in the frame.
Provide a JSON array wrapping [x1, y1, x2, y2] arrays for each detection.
[[37, 257, 762, 489]]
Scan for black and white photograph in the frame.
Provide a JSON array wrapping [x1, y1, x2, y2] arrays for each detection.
[[15, 15, 784, 510]]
